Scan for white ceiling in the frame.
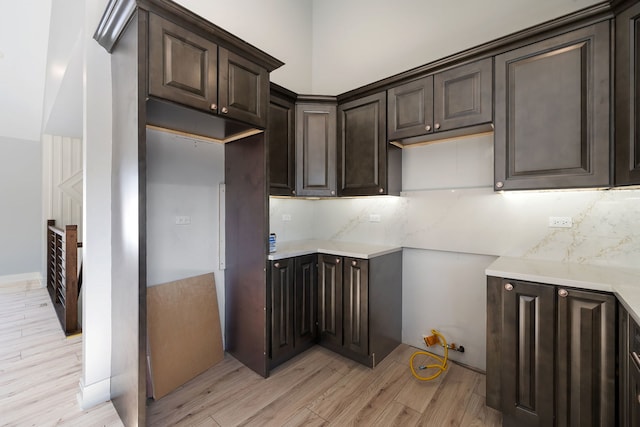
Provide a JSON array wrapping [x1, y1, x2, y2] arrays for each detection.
[[0, 1, 52, 142], [0, 0, 83, 143]]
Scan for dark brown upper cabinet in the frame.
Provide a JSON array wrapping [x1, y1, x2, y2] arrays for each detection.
[[268, 84, 296, 196], [148, 13, 269, 136], [295, 97, 338, 197], [338, 92, 401, 196], [615, 2, 640, 186], [494, 22, 610, 191], [387, 58, 493, 146]]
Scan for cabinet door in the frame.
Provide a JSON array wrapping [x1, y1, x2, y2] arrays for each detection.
[[317, 254, 343, 351], [434, 58, 492, 132], [218, 48, 269, 128], [296, 103, 337, 197], [628, 317, 640, 426], [630, 354, 640, 427], [269, 258, 294, 363], [501, 279, 555, 426], [148, 13, 218, 112], [295, 255, 317, 349], [615, 2, 640, 186], [387, 76, 433, 141], [494, 22, 610, 190], [556, 288, 616, 427], [343, 258, 369, 357], [269, 92, 296, 196], [338, 92, 387, 196]]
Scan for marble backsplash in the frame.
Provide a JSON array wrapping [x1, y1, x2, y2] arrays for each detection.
[[270, 186, 640, 269]]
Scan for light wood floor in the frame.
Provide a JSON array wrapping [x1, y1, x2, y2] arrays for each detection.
[[148, 342, 502, 426], [0, 280, 122, 426], [1, 279, 502, 426]]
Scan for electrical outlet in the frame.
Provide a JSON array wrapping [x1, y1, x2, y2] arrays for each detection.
[[548, 216, 572, 228], [282, 214, 291, 221], [175, 215, 191, 225], [369, 214, 381, 222]]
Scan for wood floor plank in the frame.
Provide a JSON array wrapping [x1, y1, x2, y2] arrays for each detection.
[[327, 361, 409, 426], [415, 363, 478, 426], [372, 401, 421, 427], [460, 391, 503, 427], [0, 282, 122, 426], [238, 364, 344, 427], [282, 408, 329, 427]]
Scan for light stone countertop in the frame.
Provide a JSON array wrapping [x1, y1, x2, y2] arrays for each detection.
[[267, 239, 402, 261], [486, 256, 640, 324]]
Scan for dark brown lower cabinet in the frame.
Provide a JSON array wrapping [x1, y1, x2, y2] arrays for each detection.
[[487, 277, 616, 427], [500, 280, 555, 426], [621, 306, 640, 427], [269, 255, 317, 368], [318, 251, 402, 367], [317, 254, 343, 352]]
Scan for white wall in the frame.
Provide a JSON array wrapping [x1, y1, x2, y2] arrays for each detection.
[[78, 0, 113, 409], [175, 0, 313, 93], [311, 0, 601, 94], [146, 129, 226, 336], [0, 137, 42, 279]]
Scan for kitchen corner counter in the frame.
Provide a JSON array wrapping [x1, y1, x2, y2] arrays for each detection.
[[267, 239, 402, 261], [486, 256, 640, 324]]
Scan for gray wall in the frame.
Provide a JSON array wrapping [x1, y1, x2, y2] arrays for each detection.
[[0, 136, 42, 277]]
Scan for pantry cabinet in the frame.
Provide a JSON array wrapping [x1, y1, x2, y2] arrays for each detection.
[[615, 2, 640, 186], [387, 58, 493, 145], [338, 92, 401, 196], [487, 277, 616, 427], [149, 13, 269, 130], [493, 22, 610, 191]]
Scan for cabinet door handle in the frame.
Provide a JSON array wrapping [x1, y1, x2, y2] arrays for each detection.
[[496, 181, 504, 189], [221, 107, 229, 114], [504, 283, 513, 291], [434, 123, 441, 130], [274, 262, 280, 268], [210, 103, 217, 111], [352, 260, 357, 266], [336, 258, 340, 263], [425, 125, 432, 132], [558, 289, 569, 298], [378, 188, 384, 193]]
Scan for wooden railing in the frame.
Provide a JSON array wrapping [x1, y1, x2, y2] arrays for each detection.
[[47, 219, 82, 335]]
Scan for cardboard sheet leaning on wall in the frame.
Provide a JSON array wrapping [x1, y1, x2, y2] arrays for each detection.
[[147, 273, 224, 399]]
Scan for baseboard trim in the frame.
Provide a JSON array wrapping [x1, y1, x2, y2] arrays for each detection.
[[0, 272, 43, 287], [77, 377, 111, 410]]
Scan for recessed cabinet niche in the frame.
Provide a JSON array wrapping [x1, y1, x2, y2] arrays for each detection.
[[387, 58, 493, 146], [493, 22, 610, 191], [148, 13, 269, 136]]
